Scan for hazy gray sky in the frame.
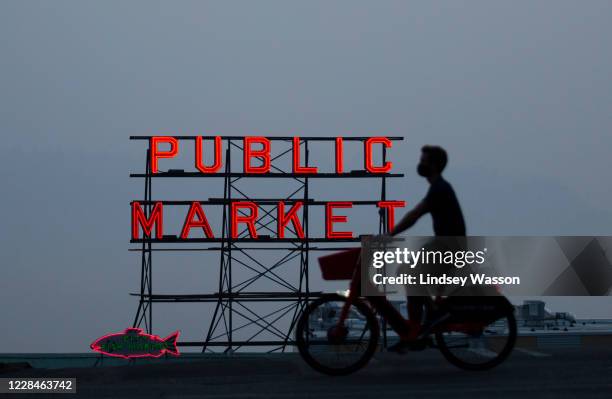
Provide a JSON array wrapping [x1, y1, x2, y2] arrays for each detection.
[[1, 1, 611, 352]]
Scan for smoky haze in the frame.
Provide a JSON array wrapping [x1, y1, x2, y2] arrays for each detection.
[[1, 0, 611, 352]]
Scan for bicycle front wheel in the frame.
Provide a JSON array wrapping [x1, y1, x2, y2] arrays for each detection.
[[296, 294, 379, 376], [436, 309, 517, 371]]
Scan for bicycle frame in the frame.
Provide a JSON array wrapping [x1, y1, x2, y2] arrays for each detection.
[[298, 251, 517, 375], [336, 261, 416, 338], [335, 259, 488, 339]]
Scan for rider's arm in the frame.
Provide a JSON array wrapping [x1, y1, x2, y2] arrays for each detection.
[[390, 200, 428, 236]]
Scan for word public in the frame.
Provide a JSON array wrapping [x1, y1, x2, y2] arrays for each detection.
[[148, 135, 395, 174], [131, 136, 406, 240]]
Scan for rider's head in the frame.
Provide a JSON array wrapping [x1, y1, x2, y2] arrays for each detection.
[[417, 145, 447, 178]]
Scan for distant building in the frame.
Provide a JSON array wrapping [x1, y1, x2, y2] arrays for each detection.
[[308, 297, 581, 335], [515, 300, 576, 330]]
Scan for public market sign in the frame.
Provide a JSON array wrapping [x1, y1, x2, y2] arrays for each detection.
[[131, 136, 406, 241]]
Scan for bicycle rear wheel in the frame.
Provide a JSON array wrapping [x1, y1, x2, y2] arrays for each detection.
[[296, 294, 379, 376], [436, 309, 517, 370]]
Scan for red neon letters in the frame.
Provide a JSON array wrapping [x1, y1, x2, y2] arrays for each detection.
[[180, 202, 214, 239], [325, 202, 354, 239], [195, 136, 222, 173], [231, 201, 259, 238], [377, 201, 407, 232], [335, 137, 344, 173], [149, 136, 395, 175], [292, 137, 318, 174], [151, 137, 179, 173], [134, 136, 404, 241], [278, 201, 305, 239], [131, 201, 363, 240], [365, 137, 393, 173], [132, 202, 163, 239], [243, 137, 271, 174]]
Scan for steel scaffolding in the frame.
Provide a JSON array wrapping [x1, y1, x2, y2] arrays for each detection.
[[129, 136, 404, 352]]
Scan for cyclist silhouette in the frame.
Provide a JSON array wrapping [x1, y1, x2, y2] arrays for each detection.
[[387, 145, 466, 351], [300, 155, 516, 372]]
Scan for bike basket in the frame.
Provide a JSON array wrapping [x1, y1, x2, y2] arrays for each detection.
[[318, 248, 361, 280]]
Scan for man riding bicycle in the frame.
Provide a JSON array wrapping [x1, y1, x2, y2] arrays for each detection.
[[297, 146, 516, 373]]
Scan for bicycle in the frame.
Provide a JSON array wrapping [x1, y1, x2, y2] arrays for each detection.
[[296, 248, 517, 375]]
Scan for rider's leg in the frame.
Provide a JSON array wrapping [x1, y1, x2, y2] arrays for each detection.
[[403, 296, 425, 340], [408, 296, 425, 324], [367, 295, 412, 336], [359, 264, 413, 337], [386, 297, 426, 353]]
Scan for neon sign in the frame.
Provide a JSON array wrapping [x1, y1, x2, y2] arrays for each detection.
[[91, 328, 180, 359], [149, 136, 393, 174], [131, 136, 406, 241]]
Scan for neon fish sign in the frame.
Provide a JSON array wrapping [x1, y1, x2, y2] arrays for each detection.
[[91, 328, 180, 359]]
